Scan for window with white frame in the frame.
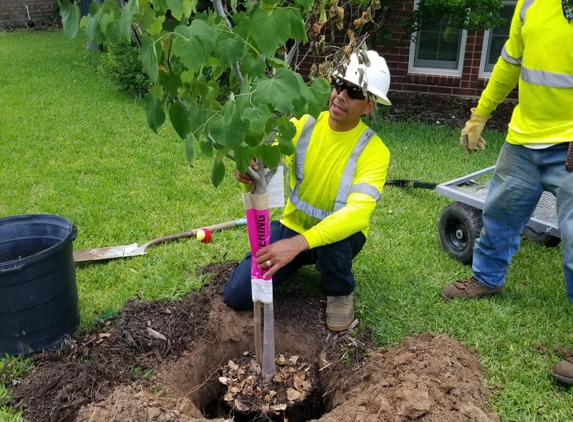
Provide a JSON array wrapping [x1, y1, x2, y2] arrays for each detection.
[[480, 1, 516, 76], [409, 0, 467, 75]]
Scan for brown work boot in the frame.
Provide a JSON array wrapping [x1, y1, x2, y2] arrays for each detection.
[[326, 294, 354, 331], [552, 359, 573, 385], [441, 276, 503, 300]]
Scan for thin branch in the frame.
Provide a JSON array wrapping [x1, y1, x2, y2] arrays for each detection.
[[212, 0, 244, 84]]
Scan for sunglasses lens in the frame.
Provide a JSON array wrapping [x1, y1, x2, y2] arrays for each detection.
[[330, 78, 366, 100], [347, 86, 366, 100]]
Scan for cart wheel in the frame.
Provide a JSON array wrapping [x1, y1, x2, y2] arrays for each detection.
[[438, 202, 483, 265], [522, 226, 561, 247]]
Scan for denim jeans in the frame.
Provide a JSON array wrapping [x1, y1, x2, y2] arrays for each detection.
[[473, 142, 573, 302], [222, 220, 366, 310]]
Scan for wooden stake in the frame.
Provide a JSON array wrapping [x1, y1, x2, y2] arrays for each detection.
[[254, 301, 262, 364]]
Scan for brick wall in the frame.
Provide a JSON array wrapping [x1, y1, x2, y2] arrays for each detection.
[[0, 0, 59, 26], [297, 1, 517, 100], [382, 1, 517, 99]]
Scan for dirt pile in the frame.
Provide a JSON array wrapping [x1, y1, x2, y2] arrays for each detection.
[[9, 262, 498, 422]]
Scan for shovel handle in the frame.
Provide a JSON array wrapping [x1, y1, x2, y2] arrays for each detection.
[[141, 218, 247, 248]]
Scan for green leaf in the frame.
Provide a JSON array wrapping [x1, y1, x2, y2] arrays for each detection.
[[266, 56, 289, 69], [243, 106, 271, 134], [207, 56, 224, 79], [167, 0, 183, 20], [141, 33, 159, 83], [291, 72, 310, 118], [150, 84, 163, 99], [206, 79, 220, 101], [163, 74, 182, 96], [250, 7, 290, 57], [222, 96, 236, 126], [145, 94, 166, 133], [276, 117, 296, 140], [244, 127, 264, 148], [188, 102, 205, 136], [59, 0, 80, 39], [287, 9, 307, 42], [211, 158, 225, 187], [85, 3, 105, 45], [307, 78, 332, 118], [169, 101, 191, 140], [190, 79, 209, 98], [278, 138, 295, 156], [254, 68, 300, 115], [213, 29, 244, 69], [234, 145, 256, 175], [239, 52, 265, 80], [294, 0, 313, 10], [138, 7, 158, 32], [277, 116, 297, 156], [102, 16, 121, 44], [182, 0, 196, 17], [148, 15, 165, 36], [260, 144, 281, 169], [199, 138, 214, 157], [119, 0, 139, 40], [172, 21, 216, 71], [185, 135, 195, 165], [208, 113, 247, 150]]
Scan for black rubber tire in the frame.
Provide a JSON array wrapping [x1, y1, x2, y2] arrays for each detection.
[[438, 202, 483, 265], [522, 226, 561, 247]]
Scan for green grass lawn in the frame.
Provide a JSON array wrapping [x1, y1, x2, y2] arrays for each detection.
[[1, 29, 573, 421]]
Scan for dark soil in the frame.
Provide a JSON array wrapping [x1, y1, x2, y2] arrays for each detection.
[[3, 93, 511, 422], [385, 91, 516, 133], [7, 262, 498, 422]]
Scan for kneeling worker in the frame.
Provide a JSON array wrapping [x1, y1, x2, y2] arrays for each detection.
[[223, 50, 392, 332]]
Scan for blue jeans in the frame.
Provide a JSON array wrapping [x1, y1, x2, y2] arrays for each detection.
[[472, 142, 573, 302], [223, 221, 366, 310]]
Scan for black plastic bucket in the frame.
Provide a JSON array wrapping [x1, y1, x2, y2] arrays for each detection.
[[0, 214, 79, 356]]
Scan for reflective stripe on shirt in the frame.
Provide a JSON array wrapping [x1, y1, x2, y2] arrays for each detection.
[[501, 0, 573, 89], [289, 116, 378, 220]]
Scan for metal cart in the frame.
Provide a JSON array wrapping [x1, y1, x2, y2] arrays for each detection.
[[434, 166, 560, 264]]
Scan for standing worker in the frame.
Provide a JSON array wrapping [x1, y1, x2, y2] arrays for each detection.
[[223, 50, 392, 332], [440, 0, 573, 383]]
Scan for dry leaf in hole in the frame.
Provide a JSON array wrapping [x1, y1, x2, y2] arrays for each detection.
[[271, 403, 287, 413], [249, 359, 261, 374], [218, 377, 229, 385], [293, 375, 304, 391], [287, 388, 302, 401], [234, 399, 251, 412]]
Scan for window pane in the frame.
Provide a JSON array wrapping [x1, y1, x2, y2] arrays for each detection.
[[485, 3, 515, 72], [414, 17, 462, 70]]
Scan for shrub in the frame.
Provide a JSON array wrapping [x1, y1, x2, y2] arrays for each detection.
[[99, 41, 152, 99]]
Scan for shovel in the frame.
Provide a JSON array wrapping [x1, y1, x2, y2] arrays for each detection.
[[73, 218, 247, 264]]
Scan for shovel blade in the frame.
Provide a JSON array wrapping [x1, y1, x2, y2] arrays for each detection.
[[73, 243, 146, 263]]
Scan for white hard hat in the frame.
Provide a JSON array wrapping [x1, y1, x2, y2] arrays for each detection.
[[339, 50, 391, 106]]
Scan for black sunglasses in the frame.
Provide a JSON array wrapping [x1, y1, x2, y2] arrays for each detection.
[[564, 0, 573, 22], [330, 77, 366, 100]]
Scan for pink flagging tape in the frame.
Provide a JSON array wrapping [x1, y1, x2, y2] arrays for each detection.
[[243, 193, 273, 303]]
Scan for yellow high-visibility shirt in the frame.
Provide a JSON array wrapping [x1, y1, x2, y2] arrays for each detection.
[[281, 112, 390, 249], [476, 0, 573, 145]]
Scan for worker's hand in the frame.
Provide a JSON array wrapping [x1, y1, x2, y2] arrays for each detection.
[[255, 235, 309, 279], [234, 160, 259, 184], [460, 108, 489, 154]]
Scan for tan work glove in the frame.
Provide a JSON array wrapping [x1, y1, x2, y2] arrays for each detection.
[[460, 108, 489, 154]]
